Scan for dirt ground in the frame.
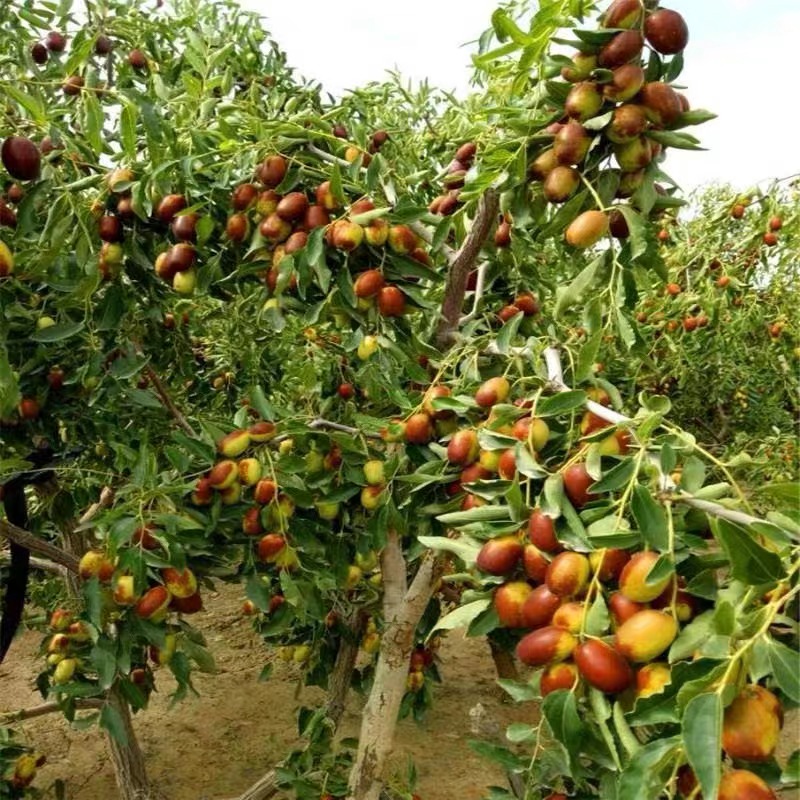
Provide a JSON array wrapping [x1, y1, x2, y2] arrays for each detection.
[[0, 583, 533, 800]]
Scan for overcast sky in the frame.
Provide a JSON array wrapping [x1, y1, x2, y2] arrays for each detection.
[[238, 0, 800, 193]]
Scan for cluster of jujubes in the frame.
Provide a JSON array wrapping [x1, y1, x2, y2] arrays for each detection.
[[222, 152, 436, 323], [52, 539, 203, 700], [428, 141, 477, 218], [528, 0, 692, 248]]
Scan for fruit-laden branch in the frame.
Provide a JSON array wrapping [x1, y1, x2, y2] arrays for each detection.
[[0, 521, 79, 573], [0, 698, 104, 723], [542, 346, 777, 528], [435, 189, 499, 350], [143, 364, 197, 438], [0, 551, 67, 577]]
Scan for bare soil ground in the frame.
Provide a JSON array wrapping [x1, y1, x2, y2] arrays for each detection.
[[0, 583, 533, 799]]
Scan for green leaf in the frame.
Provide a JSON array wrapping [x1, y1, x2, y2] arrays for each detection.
[[617, 736, 680, 800], [497, 678, 538, 703], [120, 102, 138, 159], [31, 321, 85, 342], [542, 689, 585, 764], [585, 592, 610, 636], [683, 693, 722, 800], [767, 639, 800, 703], [491, 9, 533, 45], [648, 129, 706, 150], [506, 722, 537, 743], [554, 257, 600, 317], [591, 458, 637, 494], [631, 485, 669, 551], [493, 311, 524, 354], [432, 599, 491, 633], [90, 642, 117, 690], [537, 390, 587, 418], [713, 519, 787, 585], [618, 205, 647, 260], [437, 506, 512, 526]]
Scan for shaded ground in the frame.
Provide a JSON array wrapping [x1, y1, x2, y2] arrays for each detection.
[[0, 583, 533, 800]]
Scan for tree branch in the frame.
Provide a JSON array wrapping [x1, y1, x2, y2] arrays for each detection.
[[0, 521, 79, 573], [307, 143, 352, 169], [0, 551, 67, 577], [308, 418, 382, 439], [143, 365, 197, 437], [459, 261, 489, 325], [1, 698, 104, 723], [435, 190, 499, 349], [74, 486, 115, 530]]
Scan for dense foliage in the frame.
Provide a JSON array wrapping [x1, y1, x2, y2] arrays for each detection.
[[0, 0, 797, 798]]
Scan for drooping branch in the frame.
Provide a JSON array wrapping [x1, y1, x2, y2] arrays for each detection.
[[0, 521, 79, 573], [1, 698, 104, 723], [435, 189, 499, 349]]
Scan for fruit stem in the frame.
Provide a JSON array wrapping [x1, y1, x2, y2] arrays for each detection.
[[579, 173, 606, 212]]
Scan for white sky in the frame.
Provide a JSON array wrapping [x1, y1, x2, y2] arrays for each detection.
[[241, 0, 800, 192]]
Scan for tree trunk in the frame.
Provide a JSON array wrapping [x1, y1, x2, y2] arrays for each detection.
[[347, 535, 441, 800], [325, 613, 366, 726], [489, 638, 519, 682], [106, 687, 165, 800]]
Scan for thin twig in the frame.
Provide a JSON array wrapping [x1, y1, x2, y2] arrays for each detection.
[[435, 189, 499, 349], [143, 365, 196, 437], [309, 418, 382, 440], [76, 486, 115, 529], [0, 522, 80, 574]]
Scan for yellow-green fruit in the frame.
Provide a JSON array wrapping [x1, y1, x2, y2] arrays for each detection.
[[357, 335, 379, 360], [293, 644, 311, 664], [36, 315, 56, 330], [363, 459, 386, 485], [278, 438, 294, 455], [277, 645, 295, 662], [614, 610, 678, 662], [355, 550, 379, 572], [315, 499, 340, 520], [238, 458, 262, 486], [172, 267, 197, 294], [305, 450, 324, 473], [0, 240, 13, 277], [53, 657, 77, 684], [565, 210, 609, 248], [619, 551, 673, 602], [218, 429, 251, 458], [345, 564, 362, 589], [362, 632, 381, 654], [220, 481, 242, 505], [636, 662, 671, 698], [530, 418, 550, 451]]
